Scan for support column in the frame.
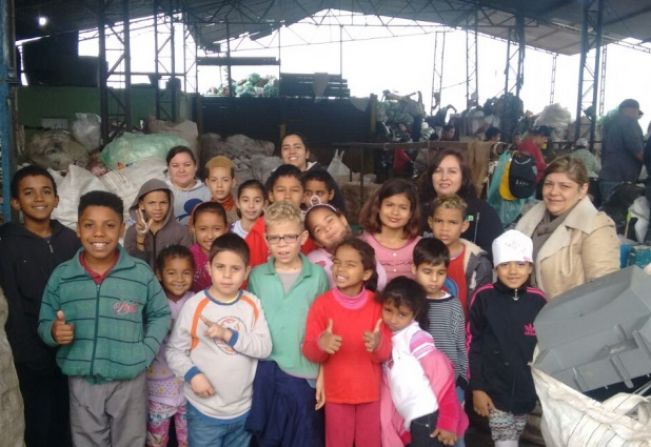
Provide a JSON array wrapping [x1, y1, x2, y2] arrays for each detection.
[[430, 31, 445, 115], [575, 0, 604, 150], [465, 10, 479, 109], [549, 53, 558, 104], [504, 14, 525, 99], [97, 0, 132, 143], [598, 45, 608, 116], [154, 0, 176, 121], [0, 0, 16, 222]]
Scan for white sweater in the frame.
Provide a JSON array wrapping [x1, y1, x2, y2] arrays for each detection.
[[166, 290, 272, 419]]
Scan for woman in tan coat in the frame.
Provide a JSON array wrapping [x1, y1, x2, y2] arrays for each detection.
[[516, 156, 620, 299]]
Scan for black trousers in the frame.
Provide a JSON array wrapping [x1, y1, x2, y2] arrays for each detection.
[[410, 411, 447, 447], [15, 363, 71, 447]]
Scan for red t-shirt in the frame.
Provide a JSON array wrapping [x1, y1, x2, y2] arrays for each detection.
[[518, 138, 546, 182], [302, 289, 392, 404], [447, 246, 469, 318]]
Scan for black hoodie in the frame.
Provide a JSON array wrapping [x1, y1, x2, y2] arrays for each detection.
[[468, 280, 546, 415], [0, 220, 80, 369]]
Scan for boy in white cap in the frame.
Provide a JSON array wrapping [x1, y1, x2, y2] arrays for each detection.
[[467, 230, 546, 447]]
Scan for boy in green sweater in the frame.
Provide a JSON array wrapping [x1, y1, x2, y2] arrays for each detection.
[[38, 191, 171, 447]]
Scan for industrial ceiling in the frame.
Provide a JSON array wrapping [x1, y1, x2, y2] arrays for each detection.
[[15, 0, 651, 55]]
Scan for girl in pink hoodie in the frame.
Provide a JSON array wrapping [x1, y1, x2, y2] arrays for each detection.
[[379, 277, 468, 446]]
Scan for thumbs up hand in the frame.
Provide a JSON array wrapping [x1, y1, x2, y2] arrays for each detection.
[[52, 310, 75, 345], [318, 319, 343, 354], [363, 319, 383, 352]]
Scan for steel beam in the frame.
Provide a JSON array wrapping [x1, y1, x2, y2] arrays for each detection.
[[503, 13, 525, 99], [430, 31, 446, 114], [97, 0, 132, 143], [465, 9, 479, 109], [574, 0, 604, 150], [598, 45, 607, 116], [154, 0, 177, 121], [549, 53, 557, 104], [1, 0, 16, 222]]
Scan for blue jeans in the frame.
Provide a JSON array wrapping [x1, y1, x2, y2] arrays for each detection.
[[187, 403, 251, 447]]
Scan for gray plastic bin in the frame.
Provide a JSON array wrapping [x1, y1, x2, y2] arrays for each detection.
[[533, 266, 651, 393]]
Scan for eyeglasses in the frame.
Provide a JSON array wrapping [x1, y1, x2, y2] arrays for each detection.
[[265, 234, 301, 245]]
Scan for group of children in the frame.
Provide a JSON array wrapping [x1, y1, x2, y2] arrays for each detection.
[[0, 144, 548, 447]]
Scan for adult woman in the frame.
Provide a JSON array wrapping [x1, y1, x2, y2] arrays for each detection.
[[165, 146, 211, 225], [280, 133, 346, 213], [419, 148, 502, 257], [516, 156, 620, 299]]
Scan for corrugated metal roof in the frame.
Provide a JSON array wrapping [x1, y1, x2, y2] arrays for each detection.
[[15, 0, 651, 55]]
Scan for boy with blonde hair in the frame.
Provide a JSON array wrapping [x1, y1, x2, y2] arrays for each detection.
[[246, 201, 329, 446], [428, 194, 492, 318], [205, 155, 238, 224]]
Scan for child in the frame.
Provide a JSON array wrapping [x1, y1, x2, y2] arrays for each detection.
[[37, 191, 171, 447], [469, 230, 546, 447], [359, 178, 422, 282], [245, 164, 316, 266], [147, 245, 195, 447], [189, 201, 229, 292], [303, 238, 391, 446], [379, 277, 468, 447], [305, 203, 388, 290], [205, 155, 239, 224], [166, 146, 211, 225], [301, 168, 338, 210], [245, 201, 329, 446], [231, 179, 266, 239], [413, 238, 468, 447], [124, 178, 192, 269], [166, 234, 272, 447], [0, 165, 81, 447], [428, 195, 492, 318]]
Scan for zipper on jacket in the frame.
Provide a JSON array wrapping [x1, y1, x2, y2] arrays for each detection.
[[513, 288, 519, 301], [46, 240, 54, 254], [89, 283, 101, 377]]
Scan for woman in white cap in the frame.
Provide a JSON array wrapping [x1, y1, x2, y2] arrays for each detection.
[[516, 155, 619, 299]]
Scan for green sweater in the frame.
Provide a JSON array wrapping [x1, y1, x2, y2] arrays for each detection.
[[38, 246, 170, 383], [248, 255, 329, 379]]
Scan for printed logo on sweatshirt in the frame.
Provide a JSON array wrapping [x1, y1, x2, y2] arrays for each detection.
[[113, 301, 140, 315], [211, 315, 244, 355], [523, 323, 536, 337]]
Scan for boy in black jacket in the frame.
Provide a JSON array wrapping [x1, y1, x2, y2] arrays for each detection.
[[468, 229, 546, 447], [0, 165, 80, 447]]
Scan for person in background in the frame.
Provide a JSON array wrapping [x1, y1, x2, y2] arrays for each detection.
[[359, 178, 422, 282], [570, 138, 601, 179], [301, 168, 340, 211], [280, 133, 346, 211], [124, 178, 192, 269], [419, 148, 502, 259], [246, 201, 329, 446], [166, 146, 211, 225], [517, 126, 552, 183], [38, 191, 170, 447], [598, 98, 645, 202], [166, 234, 272, 447], [0, 165, 80, 447], [484, 126, 501, 142], [231, 179, 266, 239], [469, 230, 546, 447], [245, 164, 317, 266], [516, 156, 619, 299], [440, 125, 457, 141], [147, 245, 195, 447], [205, 155, 239, 224], [188, 202, 229, 292]]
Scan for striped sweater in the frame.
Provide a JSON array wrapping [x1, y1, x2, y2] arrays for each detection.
[[426, 292, 468, 381], [38, 246, 171, 384]]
